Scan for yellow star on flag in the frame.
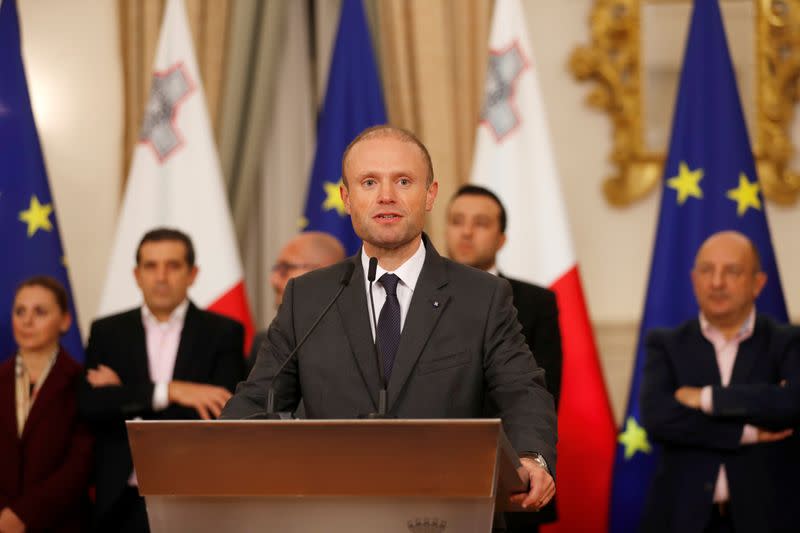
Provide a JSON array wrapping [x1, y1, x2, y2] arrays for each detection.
[[666, 162, 703, 205], [618, 416, 652, 460], [726, 173, 761, 216], [322, 180, 347, 216], [18, 195, 53, 237]]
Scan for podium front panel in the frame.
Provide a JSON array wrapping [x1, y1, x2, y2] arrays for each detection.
[[146, 496, 494, 533], [128, 419, 504, 498]]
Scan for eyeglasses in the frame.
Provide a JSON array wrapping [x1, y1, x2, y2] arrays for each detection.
[[271, 262, 319, 276]]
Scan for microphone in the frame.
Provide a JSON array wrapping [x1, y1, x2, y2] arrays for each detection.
[[366, 256, 389, 417], [261, 261, 356, 419]]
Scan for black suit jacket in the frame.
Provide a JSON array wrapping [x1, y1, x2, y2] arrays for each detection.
[[640, 315, 800, 533], [0, 350, 92, 532], [223, 237, 557, 466], [78, 303, 244, 525], [501, 275, 562, 407], [499, 276, 563, 529]]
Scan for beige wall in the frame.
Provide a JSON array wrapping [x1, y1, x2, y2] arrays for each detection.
[[19, 0, 800, 419], [17, 0, 123, 337]]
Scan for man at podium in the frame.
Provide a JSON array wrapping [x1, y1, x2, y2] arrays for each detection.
[[222, 125, 557, 512]]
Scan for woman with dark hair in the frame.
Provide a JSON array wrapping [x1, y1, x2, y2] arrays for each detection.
[[0, 276, 92, 532]]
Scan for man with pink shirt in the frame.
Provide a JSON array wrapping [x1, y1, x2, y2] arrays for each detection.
[[640, 231, 800, 533], [79, 228, 244, 532]]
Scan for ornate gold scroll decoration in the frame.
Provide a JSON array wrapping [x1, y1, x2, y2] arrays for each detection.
[[570, 0, 800, 206]]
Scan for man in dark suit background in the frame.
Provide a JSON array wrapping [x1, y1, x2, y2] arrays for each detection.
[[445, 185, 562, 405], [79, 228, 245, 533], [640, 231, 800, 533], [445, 184, 563, 531], [222, 125, 558, 513]]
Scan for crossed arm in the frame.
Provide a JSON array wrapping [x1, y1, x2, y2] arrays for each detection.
[[79, 320, 243, 422], [641, 329, 800, 450]]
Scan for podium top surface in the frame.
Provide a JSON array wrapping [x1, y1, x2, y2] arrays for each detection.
[[127, 418, 524, 500]]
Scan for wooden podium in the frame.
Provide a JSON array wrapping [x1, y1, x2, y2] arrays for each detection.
[[127, 419, 529, 532]]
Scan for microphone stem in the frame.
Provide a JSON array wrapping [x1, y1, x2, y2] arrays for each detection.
[[263, 267, 353, 417], [379, 389, 387, 415], [266, 387, 275, 415]]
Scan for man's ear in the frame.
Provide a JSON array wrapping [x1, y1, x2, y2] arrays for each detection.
[[497, 233, 507, 253], [425, 181, 439, 211], [340, 181, 352, 215], [753, 271, 767, 299]]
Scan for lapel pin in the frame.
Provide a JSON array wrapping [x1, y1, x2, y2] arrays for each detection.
[[433, 301, 439, 308]]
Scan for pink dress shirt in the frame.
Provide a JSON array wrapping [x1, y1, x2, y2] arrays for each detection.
[[130, 299, 189, 486], [698, 309, 758, 503], [141, 299, 189, 410]]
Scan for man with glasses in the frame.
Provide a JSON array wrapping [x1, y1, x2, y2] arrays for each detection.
[[247, 232, 345, 371], [640, 230, 800, 533]]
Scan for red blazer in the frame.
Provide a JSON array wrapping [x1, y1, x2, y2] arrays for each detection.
[[0, 350, 93, 532]]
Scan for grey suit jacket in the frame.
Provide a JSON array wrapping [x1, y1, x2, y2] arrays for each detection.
[[223, 237, 557, 466]]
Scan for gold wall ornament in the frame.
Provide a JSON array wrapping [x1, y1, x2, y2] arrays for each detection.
[[569, 0, 662, 206], [570, 0, 800, 207], [755, 0, 800, 204]]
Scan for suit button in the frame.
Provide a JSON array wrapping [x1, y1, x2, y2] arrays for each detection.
[[704, 482, 713, 491]]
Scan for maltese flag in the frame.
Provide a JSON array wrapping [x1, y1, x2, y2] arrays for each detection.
[[470, 0, 616, 530], [98, 0, 254, 350]]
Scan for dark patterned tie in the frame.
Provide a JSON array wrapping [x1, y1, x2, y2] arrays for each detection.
[[377, 273, 401, 381]]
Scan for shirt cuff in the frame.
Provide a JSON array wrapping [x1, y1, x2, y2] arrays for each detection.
[[741, 424, 758, 444], [152, 382, 169, 411], [700, 386, 713, 414]]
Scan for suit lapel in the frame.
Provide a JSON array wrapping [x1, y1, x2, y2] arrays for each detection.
[[730, 316, 762, 385], [336, 256, 380, 409], [21, 350, 69, 440], [129, 310, 150, 381], [690, 322, 723, 386], [387, 239, 450, 408], [172, 303, 200, 381], [0, 361, 17, 440]]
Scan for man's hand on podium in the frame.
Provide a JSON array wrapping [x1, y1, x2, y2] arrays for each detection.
[[168, 381, 232, 420], [511, 458, 555, 511]]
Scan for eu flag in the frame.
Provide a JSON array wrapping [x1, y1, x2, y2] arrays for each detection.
[[0, 0, 85, 362], [302, 0, 387, 255], [608, 1, 788, 531]]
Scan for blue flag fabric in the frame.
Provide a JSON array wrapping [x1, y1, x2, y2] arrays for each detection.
[[608, 1, 788, 531], [302, 0, 387, 255], [0, 0, 84, 362]]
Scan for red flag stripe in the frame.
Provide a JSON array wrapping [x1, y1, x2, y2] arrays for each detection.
[[207, 280, 254, 354], [542, 266, 616, 532]]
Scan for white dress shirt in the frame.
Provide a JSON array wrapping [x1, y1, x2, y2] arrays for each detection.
[[361, 239, 426, 340]]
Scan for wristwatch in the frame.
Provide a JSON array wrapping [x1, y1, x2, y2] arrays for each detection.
[[521, 452, 549, 473]]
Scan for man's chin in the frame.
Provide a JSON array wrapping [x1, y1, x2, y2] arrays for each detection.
[[703, 308, 745, 326], [146, 299, 180, 314], [364, 232, 411, 250]]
